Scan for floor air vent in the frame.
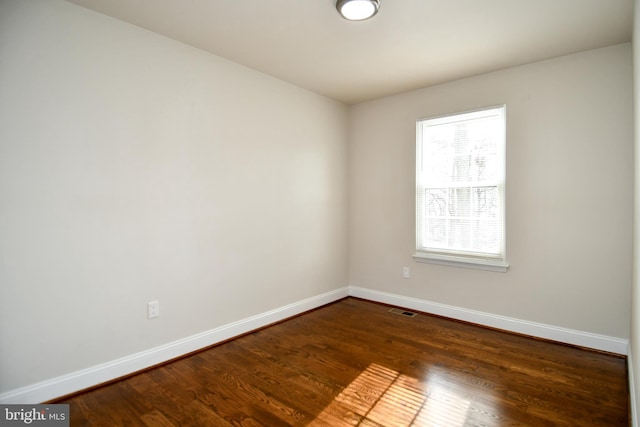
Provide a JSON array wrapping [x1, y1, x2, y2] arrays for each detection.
[[388, 308, 417, 317]]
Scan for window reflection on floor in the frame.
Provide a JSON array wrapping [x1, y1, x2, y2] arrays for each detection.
[[310, 364, 471, 426]]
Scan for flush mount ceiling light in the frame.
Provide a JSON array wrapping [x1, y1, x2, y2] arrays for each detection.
[[336, 0, 380, 21]]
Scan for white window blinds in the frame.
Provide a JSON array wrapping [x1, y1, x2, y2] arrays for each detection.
[[415, 106, 507, 271]]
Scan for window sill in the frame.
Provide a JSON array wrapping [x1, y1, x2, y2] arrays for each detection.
[[413, 252, 509, 273]]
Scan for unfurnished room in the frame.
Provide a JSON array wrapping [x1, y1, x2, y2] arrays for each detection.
[[1, 0, 639, 426]]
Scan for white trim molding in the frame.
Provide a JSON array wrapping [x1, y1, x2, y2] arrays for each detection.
[[413, 252, 509, 272], [0, 287, 349, 404], [348, 286, 629, 355]]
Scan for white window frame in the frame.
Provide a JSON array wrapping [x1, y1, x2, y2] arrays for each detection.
[[414, 105, 509, 272]]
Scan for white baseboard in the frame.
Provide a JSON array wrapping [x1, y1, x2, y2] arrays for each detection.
[[348, 286, 629, 355], [0, 287, 349, 404]]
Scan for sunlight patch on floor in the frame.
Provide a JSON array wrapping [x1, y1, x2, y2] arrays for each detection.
[[310, 363, 471, 426]]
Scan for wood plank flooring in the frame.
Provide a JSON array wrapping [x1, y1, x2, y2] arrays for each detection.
[[56, 298, 629, 426]]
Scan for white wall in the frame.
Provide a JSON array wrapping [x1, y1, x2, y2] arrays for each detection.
[[631, 0, 640, 423], [349, 44, 633, 339], [0, 0, 348, 394]]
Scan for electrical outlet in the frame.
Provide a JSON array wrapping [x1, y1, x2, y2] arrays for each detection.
[[147, 300, 160, 319], [403, 267, 410, 279]]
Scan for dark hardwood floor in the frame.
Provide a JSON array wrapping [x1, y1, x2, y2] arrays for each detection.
[[57, 297, 629, 426]]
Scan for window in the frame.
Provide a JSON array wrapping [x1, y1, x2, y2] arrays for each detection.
[[415, 105, 508, 272]]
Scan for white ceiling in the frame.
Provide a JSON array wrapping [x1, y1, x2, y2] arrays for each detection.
[[66, 0, 633, 104]]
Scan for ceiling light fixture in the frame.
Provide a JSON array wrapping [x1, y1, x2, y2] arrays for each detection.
[[336, 0, 380, 21]]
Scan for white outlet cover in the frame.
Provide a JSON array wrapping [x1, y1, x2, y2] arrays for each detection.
[[147, 301, 160, 319]]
